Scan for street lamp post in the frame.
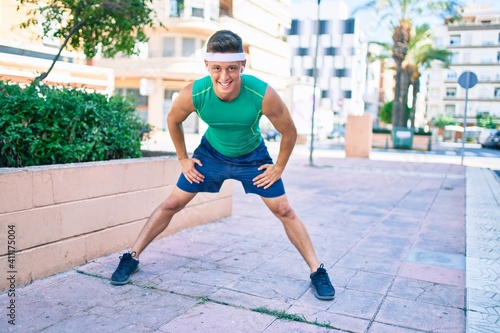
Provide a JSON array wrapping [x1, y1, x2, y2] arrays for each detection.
[[309, 0, 321, 166]]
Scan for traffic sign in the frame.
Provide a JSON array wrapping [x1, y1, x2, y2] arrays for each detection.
[[458, 71, 478, 89]]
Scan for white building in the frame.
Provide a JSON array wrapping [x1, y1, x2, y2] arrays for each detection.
[[94, 0, 292, 133], [286, 0, 372, 137], [0, 0, 114, 94], [427, 3, 500, 125]]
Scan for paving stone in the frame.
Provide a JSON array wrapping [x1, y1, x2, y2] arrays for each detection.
[[376, 297, 465, 332], [2, 156, 490, 333], [158, 302, 274, 333]]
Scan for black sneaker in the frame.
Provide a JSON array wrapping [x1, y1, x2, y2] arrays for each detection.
[[310, 264, 335, 300], [111, 252, 139, 285]]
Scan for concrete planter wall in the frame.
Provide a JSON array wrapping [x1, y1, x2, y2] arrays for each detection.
[[345, 114, 373, 158], [0, 157, 232, 290], [372, 132, 431, 151]]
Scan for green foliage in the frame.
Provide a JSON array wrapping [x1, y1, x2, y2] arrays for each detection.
[[17, 0, 163, 80], [432, 114, 457, 128], [476, 113, 498, 129], [0, 81, 151, 167], [379, 100, 410, 124], [380, 100, 394, 124]]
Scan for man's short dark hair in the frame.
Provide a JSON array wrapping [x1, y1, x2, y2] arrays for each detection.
[[206, 30, 244, 53]]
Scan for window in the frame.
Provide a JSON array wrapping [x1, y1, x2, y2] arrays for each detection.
[[324, 47, 338, 56], [334, 68, 349, 77], [463, 52, 471, 63], [446, 87, 457, 97], [497, 51, 500, 62], [170, 0, 184, 17], [297, 47, 309, 56], [182, 38, 195, 57], [343, 90, 352, 98], [444, 104, 455, 115], [163, 37, 175, 57], [289, 19, 300, 35], [192, 7, 204, 18], [319, 20, 329, 35], [343, 18, 355, 34], [450, 52, 459, 63], [495, 88, 500, 98], [450, 35, 461, 46], [447, 71, 457, 80]]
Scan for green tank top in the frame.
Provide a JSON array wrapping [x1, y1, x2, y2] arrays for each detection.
[[192, 74, 268, 157]]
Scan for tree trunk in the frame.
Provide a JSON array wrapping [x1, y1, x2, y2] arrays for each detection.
[[401, 64, 412, 127], [37, 20, 87, 82], [391, 19, 411, 128], [392, 60, 404, 127], [410, 77, 419, 129]]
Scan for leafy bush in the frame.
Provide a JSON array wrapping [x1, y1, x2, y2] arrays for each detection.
[[0, 81, 151, 167], [432, 114, 457, 128], [379, 100, 410, 124], [379, 100, 393, 124], [476, 113, 498, 129]]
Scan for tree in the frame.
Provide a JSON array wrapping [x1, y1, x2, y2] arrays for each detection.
[[368, 25, 451, 128], [402, 24, 451, 128], [17, 0, 163, 81], [353, 0, 463, 128]]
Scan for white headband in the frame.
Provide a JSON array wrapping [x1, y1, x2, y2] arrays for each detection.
[[204, 52, 245, 62]]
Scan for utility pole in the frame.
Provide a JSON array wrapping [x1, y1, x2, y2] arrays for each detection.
[[309, 0, 321, 166]]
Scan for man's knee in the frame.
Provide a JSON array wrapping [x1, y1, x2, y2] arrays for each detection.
[[273, 201, 296, 219], [159, 196, 187, 213]]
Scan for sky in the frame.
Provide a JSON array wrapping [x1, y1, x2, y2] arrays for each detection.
[[346, 0, 500, 15], [344, 0, 500, 43]]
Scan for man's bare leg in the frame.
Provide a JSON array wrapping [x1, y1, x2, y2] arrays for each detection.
[[111, 187, 196, 285], [261, 194, 335, 300], [131, 187, 197, 258], [261, 194, 319, 273]]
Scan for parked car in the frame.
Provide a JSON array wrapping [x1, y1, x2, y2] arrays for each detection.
[[327, 126, 345, 139], [263, 129, 281, 141], [481, 130, 500, 149]]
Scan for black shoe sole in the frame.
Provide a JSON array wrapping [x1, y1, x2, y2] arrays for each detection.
[[310, 282, 335, 300], [110, 267, 139, 286]]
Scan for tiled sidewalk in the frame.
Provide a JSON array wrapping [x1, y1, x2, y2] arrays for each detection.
[[465, 167, 500, 333], [1, 155, 498, 332]]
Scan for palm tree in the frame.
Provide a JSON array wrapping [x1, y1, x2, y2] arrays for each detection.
[[403, 24, 451, 128], [353, 0, 462, 127], [367, 24, 451, 128]]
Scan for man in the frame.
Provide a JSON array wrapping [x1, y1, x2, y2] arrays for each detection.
[[111, 30, 335, 300]]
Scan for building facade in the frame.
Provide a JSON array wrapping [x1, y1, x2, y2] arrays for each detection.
[[427, 4, 500, 126], [0, 0, 114, 93], [286, 0, 375, 137], [94, 0, 292, 133]]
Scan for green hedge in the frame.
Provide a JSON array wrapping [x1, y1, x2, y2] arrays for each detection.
[[0, 81, 151, 167]]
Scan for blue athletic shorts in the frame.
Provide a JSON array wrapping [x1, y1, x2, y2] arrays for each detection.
[[176, 136, 285, 198]]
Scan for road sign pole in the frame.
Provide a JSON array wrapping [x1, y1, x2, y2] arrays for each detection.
[[458, 71, 478, 166], [461, 74, 469, 166]]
